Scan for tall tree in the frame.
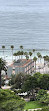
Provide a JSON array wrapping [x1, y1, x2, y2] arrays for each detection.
[[33, 49, 35, 57], [39, 54, 42, 63], [25, 55, 29, 60], [11, 45, 14, 62], [13, 53, 17, 60], [20, 45, 23, 51], [2, 45, 5, 59], [17, 51, 21, 59], [37, 52, 40, 63], [43, 55, 49, 66], [20, 46, 23, 59], [29, 52, 32, 59], [0, 89, 25, 111], [20, 51, 24, 59], [0, 58, 7, 88], [37, 52, 42, 63], [33, 56, 37, 73]]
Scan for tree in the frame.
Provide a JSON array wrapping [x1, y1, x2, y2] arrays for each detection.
[[2, 45, 5, 59], [17, 51, 21, 59], [37, 52, 42, 72], [13, 53, 17, 60], [20, 51, 24, 59], [10, 73, 31, 90], [20, 46, 24, 59], [43, 55, 49, 67], [33, 56, 37, 73], [0, 58, 7, 88], [11, 45, 14, 62], [39, 74, 49, 90], [24, 51, 29, 60], [29, 52, 32, 59], [22, 76, 38, 100], [38, 106, 49, 111], [9, 74, 16, 86], [33, 49, 35, 57], [37, 52, 41, 63], [25, 55, 29, 60], [36, 89, 48, 103], [14, 73, 30, 89], [20, 45, 23, 51], [33, 72, 42, 87], [0, 89, 25, 111], [24, 51, 28, 56], [40, 54, 42, 63]]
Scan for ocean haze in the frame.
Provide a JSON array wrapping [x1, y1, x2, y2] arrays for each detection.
[[0, 0, 49, 50]]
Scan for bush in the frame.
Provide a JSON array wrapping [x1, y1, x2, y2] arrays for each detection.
[[36, 89, 48, 103], [37, 106, 49, 111], [0, 89, 25, 111]]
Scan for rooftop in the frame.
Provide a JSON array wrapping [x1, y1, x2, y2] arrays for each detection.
[[10, 59, 33, 68]]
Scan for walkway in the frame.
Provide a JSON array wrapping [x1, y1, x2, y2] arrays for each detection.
[[24, 108, 42, 111]]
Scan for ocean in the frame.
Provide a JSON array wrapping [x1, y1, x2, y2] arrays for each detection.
[[0, 0, 49, 61]]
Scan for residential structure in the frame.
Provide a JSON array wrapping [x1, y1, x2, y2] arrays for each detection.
[[7, 59, 34, 77]]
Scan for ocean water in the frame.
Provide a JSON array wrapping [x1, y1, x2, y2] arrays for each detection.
[[0, 0, 49, 61]]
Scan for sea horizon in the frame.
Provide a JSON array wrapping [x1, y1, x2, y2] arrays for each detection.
[[0, 0, 49, 50]]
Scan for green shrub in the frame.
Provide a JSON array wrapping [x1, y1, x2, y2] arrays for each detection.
[[0, 89, 25, 111]]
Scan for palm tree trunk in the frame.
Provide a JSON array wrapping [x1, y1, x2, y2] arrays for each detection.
[[0, 70, 1, 88], [3, 50, 4, 59], [12, 50, 13, 62], [35, 61, 36, 73]]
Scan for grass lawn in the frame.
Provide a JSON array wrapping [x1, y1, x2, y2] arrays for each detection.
[[24, 101, 47, 110]]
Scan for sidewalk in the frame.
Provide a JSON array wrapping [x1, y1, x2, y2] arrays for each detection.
[[24, 108, 42, 111]]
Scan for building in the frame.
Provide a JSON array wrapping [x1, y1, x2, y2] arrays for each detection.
[[7, 59, 34, 77]]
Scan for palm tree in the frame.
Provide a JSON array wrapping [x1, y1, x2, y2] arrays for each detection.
[[43, 55, 49, 73], [39, 54, 42, 63], [37, 52, 41, 63], [43, 55, 49, 66], [20, 51, 24, 59], [0, 58, 7, 88], [33, 56, 37, 73], [33, 49, 35, 57], [13, 53, 17, 60], [25, 55, 29, 60], [20, 45, 23, 59], [11, 45, 14, 62], [2, 45, 5, 59], [29, 52, 32, 59], [24, 51, 29, 59], [37, 52, 42, 63], [20, 45, 23, 50], [17, 51, 21, 59]]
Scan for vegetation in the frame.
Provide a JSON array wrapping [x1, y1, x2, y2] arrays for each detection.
[[1, 46, 49, 110], [0, 58, 7, 88], [37, 106, 49, 111], [36, 89, 48, 103], [2, 45, 5, 59], [11, 45, 14, 61], [0, 89, 25, 111], [10, 72, 49, 92], [33, 56, 37, 73], [9, 73, 31, 89], [24, 101, 46, 110]]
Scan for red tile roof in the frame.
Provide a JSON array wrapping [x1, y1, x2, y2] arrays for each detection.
[[9, 59, 33, 68]]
